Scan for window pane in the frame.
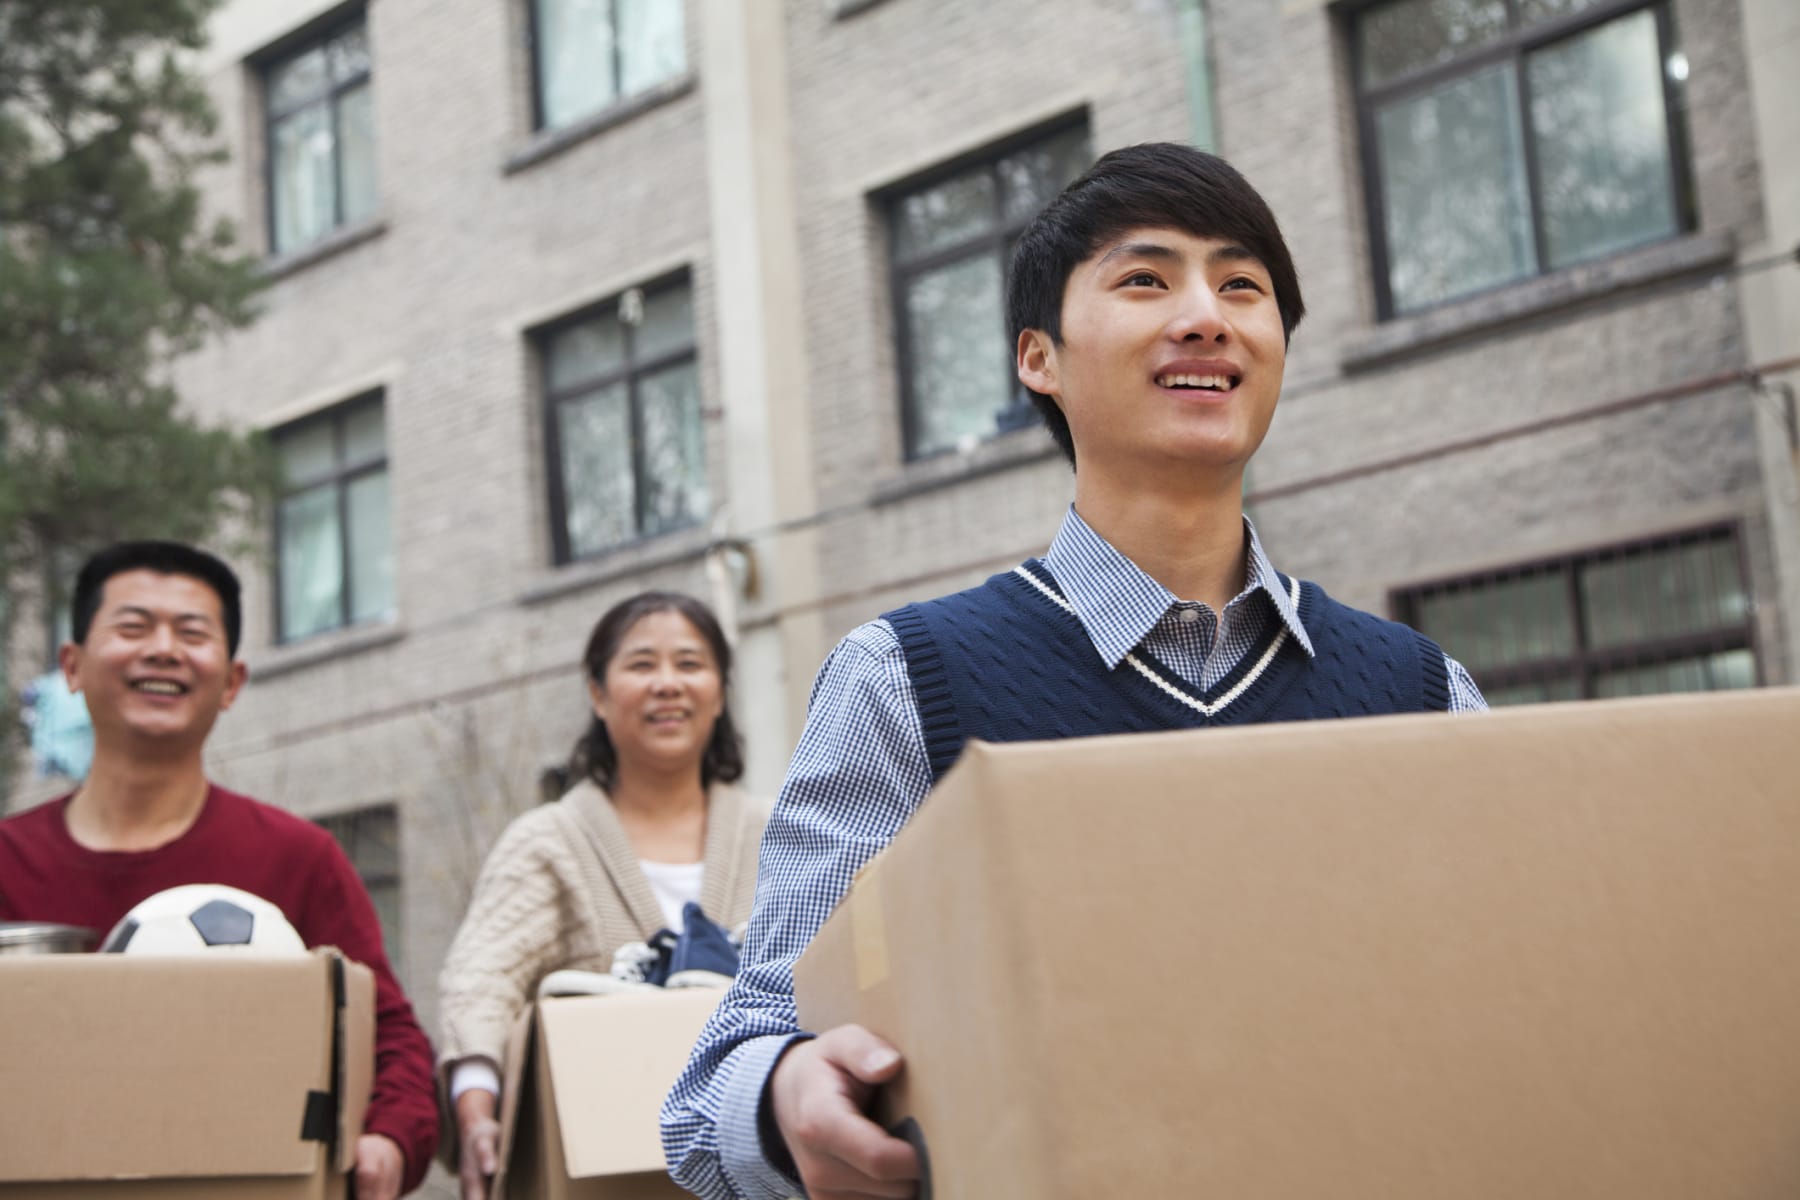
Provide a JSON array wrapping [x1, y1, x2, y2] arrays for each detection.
[[1528, 10, 1677, 269], [1481, 675, 1582, 707], [1376, 63, 1535, 312], [343, 401, 386, 467], [903, 253, 1010, 457], [327, 23, 371, 82], [346, 470, 394, 623], [997, 126, 1090, 224], [271, 105, 338, 254], [319, 807, 401, 975], [1581, 537, 1747, 650], [617, 0, 685, 96], [535, 0, 617, 128], [279, 419, 336, 487], [636, 362, 708, 537], [280, 486, 344, 640], [337, 82, 379, 228], [268, 45, 329, 115], [894, 169, 997, 261], [1360, 0, 1509, 86], [1413, 568, 1574, 675], [635, 283, 694, 361], [547, 316, 626, 391], [1593, 649, 1757, 699], [557, 384, 635, 557]]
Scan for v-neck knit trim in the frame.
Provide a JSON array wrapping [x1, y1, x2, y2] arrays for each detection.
[[1013, 560, 1303, 719]]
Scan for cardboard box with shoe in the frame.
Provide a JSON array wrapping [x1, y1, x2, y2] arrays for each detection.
[[0, 948, 373, 1198], [796, 688, 1800, 1199], [491, 986, 723, 1199]]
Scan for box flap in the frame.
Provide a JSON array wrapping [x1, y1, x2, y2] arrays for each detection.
[[489, 1002, 539, 1199], [334, 956, 377, 1174], [0, 951, 339, 1182], [539, 989, 723, 1179]]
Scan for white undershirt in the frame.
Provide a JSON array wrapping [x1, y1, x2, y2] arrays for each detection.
[[639, 858, 705, 931], [448, 858, 706, 1104]]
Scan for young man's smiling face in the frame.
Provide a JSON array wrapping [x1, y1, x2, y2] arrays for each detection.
[[1017, 225, 1287, 486], [60, 569, 247, 752]]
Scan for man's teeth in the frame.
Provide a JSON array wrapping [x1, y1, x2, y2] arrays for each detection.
[[133, 681, 184, 695], [1157, 373, 1233, 390]]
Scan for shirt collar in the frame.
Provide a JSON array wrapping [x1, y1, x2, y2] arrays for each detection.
[[1039, 505, 1316, 669]]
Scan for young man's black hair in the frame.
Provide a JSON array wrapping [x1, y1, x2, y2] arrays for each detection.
[[1007, 142, 1307, 465], [71, 541, 244, 658]]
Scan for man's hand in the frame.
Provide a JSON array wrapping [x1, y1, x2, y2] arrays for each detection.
[[455, 1088, 503, 1200], [769, 1025, 921, 1200], [354, 1132, 405, 1200]]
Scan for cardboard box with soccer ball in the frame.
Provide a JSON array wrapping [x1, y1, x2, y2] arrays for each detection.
[[490, 987, 722, 1200], [0, 948, 374, 1198], [795, 687, 1800, 1200]]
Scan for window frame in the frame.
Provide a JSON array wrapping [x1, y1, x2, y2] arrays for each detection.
[[260, 9, 374, 258], [526, 0, 685, 133], [538, 272, 702, 566], [271, 391, 390, 644], [883, 115, 1091, 463], [1391, 522, 1761, 701], [1349, 0, 1693, 319], [315, 804, 402, 974]]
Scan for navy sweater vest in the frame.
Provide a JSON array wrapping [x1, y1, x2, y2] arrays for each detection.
[[883, 560, 1451, 783]]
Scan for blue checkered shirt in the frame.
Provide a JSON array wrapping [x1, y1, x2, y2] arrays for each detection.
[[663, 508, 1486, 1198]]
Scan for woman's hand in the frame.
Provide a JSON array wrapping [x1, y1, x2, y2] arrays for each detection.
[[455, 1087, 503, 1200]]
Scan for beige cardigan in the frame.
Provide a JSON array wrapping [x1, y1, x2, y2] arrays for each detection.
[[436, 779, 770, 1071]]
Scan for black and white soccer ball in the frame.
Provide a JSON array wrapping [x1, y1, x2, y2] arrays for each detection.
[[99, 884, 307, 956]]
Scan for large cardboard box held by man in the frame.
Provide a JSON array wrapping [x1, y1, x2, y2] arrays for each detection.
[[796, 688, 1800, 1199], [491, 987, 721, 1199], [0, 948, 373, 1198]]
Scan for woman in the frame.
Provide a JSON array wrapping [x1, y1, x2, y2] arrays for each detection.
[[436, 591, 770, 1199]]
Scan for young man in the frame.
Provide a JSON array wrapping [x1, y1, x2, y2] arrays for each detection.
[[661, 144, 1486, 1200], [0, 542, 439, 1199]]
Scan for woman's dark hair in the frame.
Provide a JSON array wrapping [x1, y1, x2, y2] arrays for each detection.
[[565, 591, 745, 794], [1006, 142, 1307, 467]]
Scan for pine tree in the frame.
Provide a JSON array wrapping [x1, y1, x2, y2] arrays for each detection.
[[0, 0, 274, 615], [0, 0, 276, 789]]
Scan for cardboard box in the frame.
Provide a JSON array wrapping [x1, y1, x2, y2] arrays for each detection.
[[796, 688, 1800, 1199], [492, 987, 723, 1199], [0, 948, 374, 1198]]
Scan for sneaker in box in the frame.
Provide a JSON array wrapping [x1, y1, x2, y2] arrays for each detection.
[[0, 947, 373, 1199], [796, 687, 1800, 1199]]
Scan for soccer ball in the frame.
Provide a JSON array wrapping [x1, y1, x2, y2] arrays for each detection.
[[99, 884, 308, 957]]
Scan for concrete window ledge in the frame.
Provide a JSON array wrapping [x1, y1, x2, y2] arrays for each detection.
[[829, 0, 894, 18], [503, 74, 698, 176], [250, 621, 406, 681], [1341, 230, 1736, 373], [871, 426, 1063, 508], [517, 527, 711, 607], [258, 218, 389, 284]]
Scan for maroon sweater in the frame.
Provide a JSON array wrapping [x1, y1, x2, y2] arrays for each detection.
[[0, 785, 439, 1193]]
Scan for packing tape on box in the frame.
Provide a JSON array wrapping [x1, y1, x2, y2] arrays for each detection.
[[852, 877, 889, 991]]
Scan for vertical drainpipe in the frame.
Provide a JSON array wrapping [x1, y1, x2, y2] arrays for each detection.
[[1177, 0, 1261, 522]]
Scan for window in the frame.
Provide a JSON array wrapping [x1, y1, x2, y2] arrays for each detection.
[[317, 805, 402, 974], [541, 276, 706, 563], [1395, 525, 1758, 706], [273, 395, 394, 642], [530, 0, 686, 131], [264, 15, 377, 256], [1354, 0, 1690, 316], [888, 121, 1091, 460]]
